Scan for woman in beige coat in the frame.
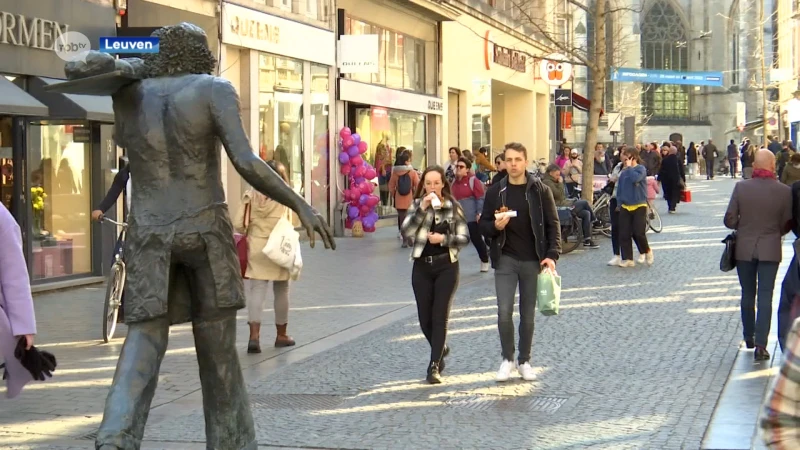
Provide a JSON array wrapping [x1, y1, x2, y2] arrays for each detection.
[[234, 160, 296, 353]]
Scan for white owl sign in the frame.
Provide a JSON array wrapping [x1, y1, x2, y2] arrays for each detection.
[[539, 54, 573, 87]]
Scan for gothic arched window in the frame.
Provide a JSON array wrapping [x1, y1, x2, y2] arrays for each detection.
[[640, 0, 689, 119]]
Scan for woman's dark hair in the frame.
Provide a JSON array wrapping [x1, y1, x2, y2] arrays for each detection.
[[266, 160, 290, 183], [413, 165, 453, 200], [478, 146, 490, 155], [546, 163, 561, 174], [791, 153, 800, 164], [622, 147, 643, 164], [448, 147, 461, 156], [394, 147, 408, 165]]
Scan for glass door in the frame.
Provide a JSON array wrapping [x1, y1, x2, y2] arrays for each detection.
[[0, 117, 15, 217]]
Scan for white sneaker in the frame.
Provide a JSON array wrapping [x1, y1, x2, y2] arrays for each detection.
[[646, 250, 654, 265], [637, 254, 646, 264], [516, 362, 537, 381], [607, 256, 621, 266], [496, 360, 515, 382], [619, 260, 635, 268], [480, 262, 490, 272]]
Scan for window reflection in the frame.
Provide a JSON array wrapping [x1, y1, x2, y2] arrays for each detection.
[[29, 124, 92, 280], [344, 16, 436, 95], [310, 64, 330, 222], [259, 54, 304, 195]]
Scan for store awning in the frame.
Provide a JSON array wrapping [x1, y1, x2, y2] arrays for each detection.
[[28, 77, 114, 123], [724, 117, 776, 134], [0, 77, 48, 116], [572, 92, 604, 117]]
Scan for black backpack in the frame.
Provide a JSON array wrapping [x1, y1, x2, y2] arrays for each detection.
[[397, 173, 412, 196]]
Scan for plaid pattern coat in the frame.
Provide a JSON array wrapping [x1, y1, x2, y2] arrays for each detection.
[[762, 317, 800, 448], [400, 197, 470, 262]]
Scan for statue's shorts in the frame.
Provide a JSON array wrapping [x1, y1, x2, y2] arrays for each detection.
[[122, 205, 245, 324]]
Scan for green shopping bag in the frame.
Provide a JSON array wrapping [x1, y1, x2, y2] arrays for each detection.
[[537, 269, 562, 316]]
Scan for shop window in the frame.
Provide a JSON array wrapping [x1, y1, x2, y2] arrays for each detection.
[[310, 64, 330, 223], [345, 15, 437, 95], [259, 54, 305, 195], [28, 124, 92, 280], [0, 117, 12, 215]]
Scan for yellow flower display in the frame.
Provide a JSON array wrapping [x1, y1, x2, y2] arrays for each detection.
[[31, 187, 47, 212]]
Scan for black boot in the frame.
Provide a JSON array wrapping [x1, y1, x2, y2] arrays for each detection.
[[439, 345, 450, 374], [426, 361, 442, 384], [755, 346, 771, 361], [744, 337, 755, 349]]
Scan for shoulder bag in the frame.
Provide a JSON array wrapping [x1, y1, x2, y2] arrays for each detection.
[[263, 209, 300, 270], [720, 232, 736, 272]]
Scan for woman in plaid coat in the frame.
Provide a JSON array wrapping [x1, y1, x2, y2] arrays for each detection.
[[401, 166, 470, 385]]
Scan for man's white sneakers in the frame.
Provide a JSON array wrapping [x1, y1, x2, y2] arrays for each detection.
[[496, 360, 536, 382], [516, 362, 537, 381], [607, 256, 621, 266], [496, 360, 515, 382], [480, 262, 490, 272]]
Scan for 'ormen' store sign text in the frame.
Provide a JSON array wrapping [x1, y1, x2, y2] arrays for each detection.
[[0, 12, 69, 50]]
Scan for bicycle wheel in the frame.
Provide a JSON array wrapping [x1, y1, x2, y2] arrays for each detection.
[[648, 206, 663, 233], [102, 263, 125, 343], [560, 217, 582, 255], [594, 202, 612, 238]]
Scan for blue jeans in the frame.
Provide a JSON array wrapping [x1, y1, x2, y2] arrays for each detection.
[[737, 259, 780, 347], [572, 199, 594, 240], [495, 254, 540, 363]]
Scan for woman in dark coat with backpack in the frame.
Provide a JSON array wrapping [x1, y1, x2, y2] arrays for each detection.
[[657, 144, 685, 214], [389, 150, 420, 247]]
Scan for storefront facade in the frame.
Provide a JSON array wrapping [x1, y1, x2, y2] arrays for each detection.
[[220, 1, 336, 223], [0, 0, 117, 287], [335, 0, 445, 220], [442, 14, 551, 163]]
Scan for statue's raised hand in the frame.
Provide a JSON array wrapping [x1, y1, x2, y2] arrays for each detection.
[[296, 205, 336, 250]]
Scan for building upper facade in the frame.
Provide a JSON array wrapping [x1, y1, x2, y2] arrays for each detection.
[[225, 0, 334, 30]]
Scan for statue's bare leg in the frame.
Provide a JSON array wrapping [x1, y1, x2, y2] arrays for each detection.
[[95, 317, 170, 449], [193, 314, 256, 449]]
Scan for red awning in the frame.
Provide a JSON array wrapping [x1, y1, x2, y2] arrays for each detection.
[[572, 92, 604, 117]]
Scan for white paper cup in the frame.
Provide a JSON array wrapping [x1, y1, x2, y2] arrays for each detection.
[[430, 194, 442, 209]]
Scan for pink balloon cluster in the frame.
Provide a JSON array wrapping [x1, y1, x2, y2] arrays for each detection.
[[339, 127, 379, 232]]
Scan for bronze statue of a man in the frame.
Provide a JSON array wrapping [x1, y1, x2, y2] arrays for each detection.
[[55, 23, 335, 449]]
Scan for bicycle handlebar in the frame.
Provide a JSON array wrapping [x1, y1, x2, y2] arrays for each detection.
[[100, 216, 128, 228]]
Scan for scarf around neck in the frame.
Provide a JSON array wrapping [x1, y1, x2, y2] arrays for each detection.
[[752, 168, 776, 180]]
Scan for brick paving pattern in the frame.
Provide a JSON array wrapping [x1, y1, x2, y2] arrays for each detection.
[[1, 178, 749, 449]]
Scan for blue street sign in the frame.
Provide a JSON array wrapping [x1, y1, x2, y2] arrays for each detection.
[[610, 68, 724, 87]]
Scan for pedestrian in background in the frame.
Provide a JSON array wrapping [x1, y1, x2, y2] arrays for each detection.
[[235, 161, 296, 353], [702, 139, 718, 180], [480, 142, 560, 382], [616, 147, 653, 268], [606, 152, 628, 266], [781, 153, 800, 187], [658, 144, 685, 214], [728, 139, 740, 178], [389, 150, 420, 248], [451, 157, 490, 272], [724, 150, 792, 361], [686, 142, 699, 180], [444, 147, 460, 185], [741, 144, 755, 179], [400, 166, 469, 384], [0, 203, 37, 398]]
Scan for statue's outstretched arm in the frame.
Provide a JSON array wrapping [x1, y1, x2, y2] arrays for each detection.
[[209, 78, 335, 250], [65, 51, 145, 80]]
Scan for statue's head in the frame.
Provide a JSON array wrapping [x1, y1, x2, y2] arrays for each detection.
[[142, 23, 217, 78]]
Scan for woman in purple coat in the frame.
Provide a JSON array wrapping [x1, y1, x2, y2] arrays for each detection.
[[0, 203, 37, 398]]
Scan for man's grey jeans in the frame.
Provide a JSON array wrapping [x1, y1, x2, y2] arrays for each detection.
[[495, 254, 541, 364]]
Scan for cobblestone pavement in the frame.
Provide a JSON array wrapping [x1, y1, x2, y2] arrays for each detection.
[[3, 177, 749, 449]]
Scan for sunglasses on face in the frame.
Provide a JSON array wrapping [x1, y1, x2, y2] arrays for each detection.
[[457, 165, 467, 169]]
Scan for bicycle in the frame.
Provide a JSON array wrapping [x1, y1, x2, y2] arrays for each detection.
[[557, 206, 582, 255], [646, 202, 663, 233], [101, 216, 127, 343]]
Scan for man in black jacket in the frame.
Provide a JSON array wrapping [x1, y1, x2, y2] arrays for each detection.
[[703, 139, 719, 180], [480, 142, 561, 383]]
